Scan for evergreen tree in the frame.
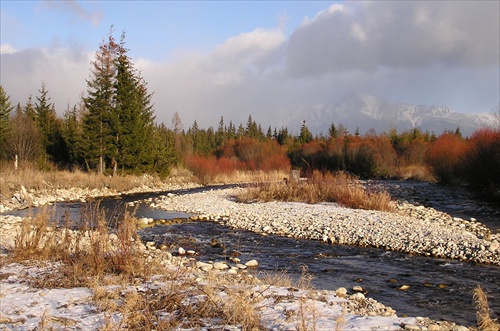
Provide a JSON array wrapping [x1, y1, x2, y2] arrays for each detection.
[[82, 29, 156, 174], [227, 120, 236, 140], [266, 125, 273, 140], [151, 123, 177, 176], [215, 116, 225, 147], [82, 30, 118, 173], [34, 83, 66, 165], [113, 32, 155, 174], [24, 96, 36, 120], [237, 123, 245, 138], [62, 103, 84, 166], [0, 85, 14, 159], [298, 120, 313, 144], [328, 123, 339, 139], [246, 114, 260, 138]]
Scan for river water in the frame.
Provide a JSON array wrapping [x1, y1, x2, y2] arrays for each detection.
[[3, 182, 499, 327]]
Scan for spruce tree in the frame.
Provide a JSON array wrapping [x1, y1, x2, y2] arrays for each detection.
[[35, 82, 65, 165], [113, 32, 155, 173], [83, 29, 156, 174], [83, 31, 118, 174], [0, 85, 14, 159], [298, 120, 313, 144], [62, 103, 84, 166]]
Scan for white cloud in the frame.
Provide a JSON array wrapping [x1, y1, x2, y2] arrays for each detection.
[[0, 44, 17, 54], [0, 47, 91, 109]]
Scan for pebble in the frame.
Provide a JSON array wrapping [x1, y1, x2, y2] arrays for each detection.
[[336, 287, 347, 297], [245, 259, 259, 267]]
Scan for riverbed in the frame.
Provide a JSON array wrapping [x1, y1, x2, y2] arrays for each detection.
[[2, 181, 499, 327]]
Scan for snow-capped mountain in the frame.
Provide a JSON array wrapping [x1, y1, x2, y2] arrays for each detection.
[[276, 94, 497, 137]]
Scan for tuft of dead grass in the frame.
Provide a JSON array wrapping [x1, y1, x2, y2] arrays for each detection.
[[237, 171, 394, 212], [473, 285, 500, 331], [9, 206, 155, 287]]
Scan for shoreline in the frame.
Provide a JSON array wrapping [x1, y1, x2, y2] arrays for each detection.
[[151, 187, 500, 266], [1, 183, 499, 330]]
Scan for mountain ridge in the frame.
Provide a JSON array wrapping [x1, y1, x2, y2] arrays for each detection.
[[276, 95, 497, 137]]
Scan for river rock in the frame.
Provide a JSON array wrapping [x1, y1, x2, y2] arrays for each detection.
[[213, 262, 229, 270], [245, 259, 259, 267], [196, 261, 213, 271], [353, 286, 363, 292], [336, 287, 347, 297], [488, 242, 499, 252], [350, 292, 365, 300]]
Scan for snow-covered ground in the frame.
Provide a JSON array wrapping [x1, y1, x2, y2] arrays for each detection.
[[0, 261, 426, 331]]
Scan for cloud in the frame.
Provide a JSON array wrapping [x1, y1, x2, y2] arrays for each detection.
[[0, 44, 17, 54], [0, 46, 92, 109], [135, 28, 289, 127], [286, 1, 500, 77], [1, 1, 498, 135], [40, 0, 103, 26]]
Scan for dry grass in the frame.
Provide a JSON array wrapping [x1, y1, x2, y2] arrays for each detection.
[[91, 265, 267, 330], [395, 165, 434, 182], [473, 285, 499, 331], [0, 163, 196, 201], [237, 171, 394, 212], [9, 207, 153, 287], [211, 169, 290, 185]]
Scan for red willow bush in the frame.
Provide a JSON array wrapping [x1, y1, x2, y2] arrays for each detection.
[[460, 128, 500, 199], [186, 137, 290, 183], [426, 133, 468, 184]]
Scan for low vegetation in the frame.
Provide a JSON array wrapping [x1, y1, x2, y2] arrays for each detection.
[[3, 207, 333, 330], [473, 285, 500, 331], [237, 171, 394, 212], [10, 207, 151, 286]]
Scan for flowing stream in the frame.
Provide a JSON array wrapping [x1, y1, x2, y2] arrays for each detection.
[[3, 182, 499, 327]]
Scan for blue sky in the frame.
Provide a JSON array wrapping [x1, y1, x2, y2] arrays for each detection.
[[1, 1, 499, 133], [2, 1, 329, 59]]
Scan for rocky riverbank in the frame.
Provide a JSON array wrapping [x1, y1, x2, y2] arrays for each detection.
[[150, 187, 500, 266], [0, 181, 201, 213], [1, 183, 499, 330]]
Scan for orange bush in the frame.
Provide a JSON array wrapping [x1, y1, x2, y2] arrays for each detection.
[[187, 138, 290, 183], [217, 137, 290, 171], [426, 133, 468, 184], [460, 128, 500, 199]]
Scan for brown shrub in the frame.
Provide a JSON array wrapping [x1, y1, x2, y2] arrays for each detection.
[[237, 171, 394, 212], [460, 128, 500, 199], [426, 133, 467, 184]]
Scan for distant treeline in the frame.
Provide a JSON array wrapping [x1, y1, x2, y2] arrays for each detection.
[[0, 30, 498, 200]]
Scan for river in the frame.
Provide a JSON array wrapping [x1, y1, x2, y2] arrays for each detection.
[[3, 182, 499, 327]]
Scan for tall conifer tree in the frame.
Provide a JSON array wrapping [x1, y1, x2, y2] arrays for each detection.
[[83, 30, 118, 174], [0, 85, 14, 159], [114, 32, 155, 173], [83, 28, 156, 174]]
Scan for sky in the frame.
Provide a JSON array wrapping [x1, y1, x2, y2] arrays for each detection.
[[1, 0, 499, 133]]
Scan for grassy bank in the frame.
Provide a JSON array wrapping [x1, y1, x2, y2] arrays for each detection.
[[237, 171, 394, 212]]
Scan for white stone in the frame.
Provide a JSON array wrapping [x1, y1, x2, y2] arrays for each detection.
[[488, 242, 499, 252], [350, 292, 365, 300], [213, 262, 229, 270], [336, 287, 347, 297], [245, 259, 259, 267]]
